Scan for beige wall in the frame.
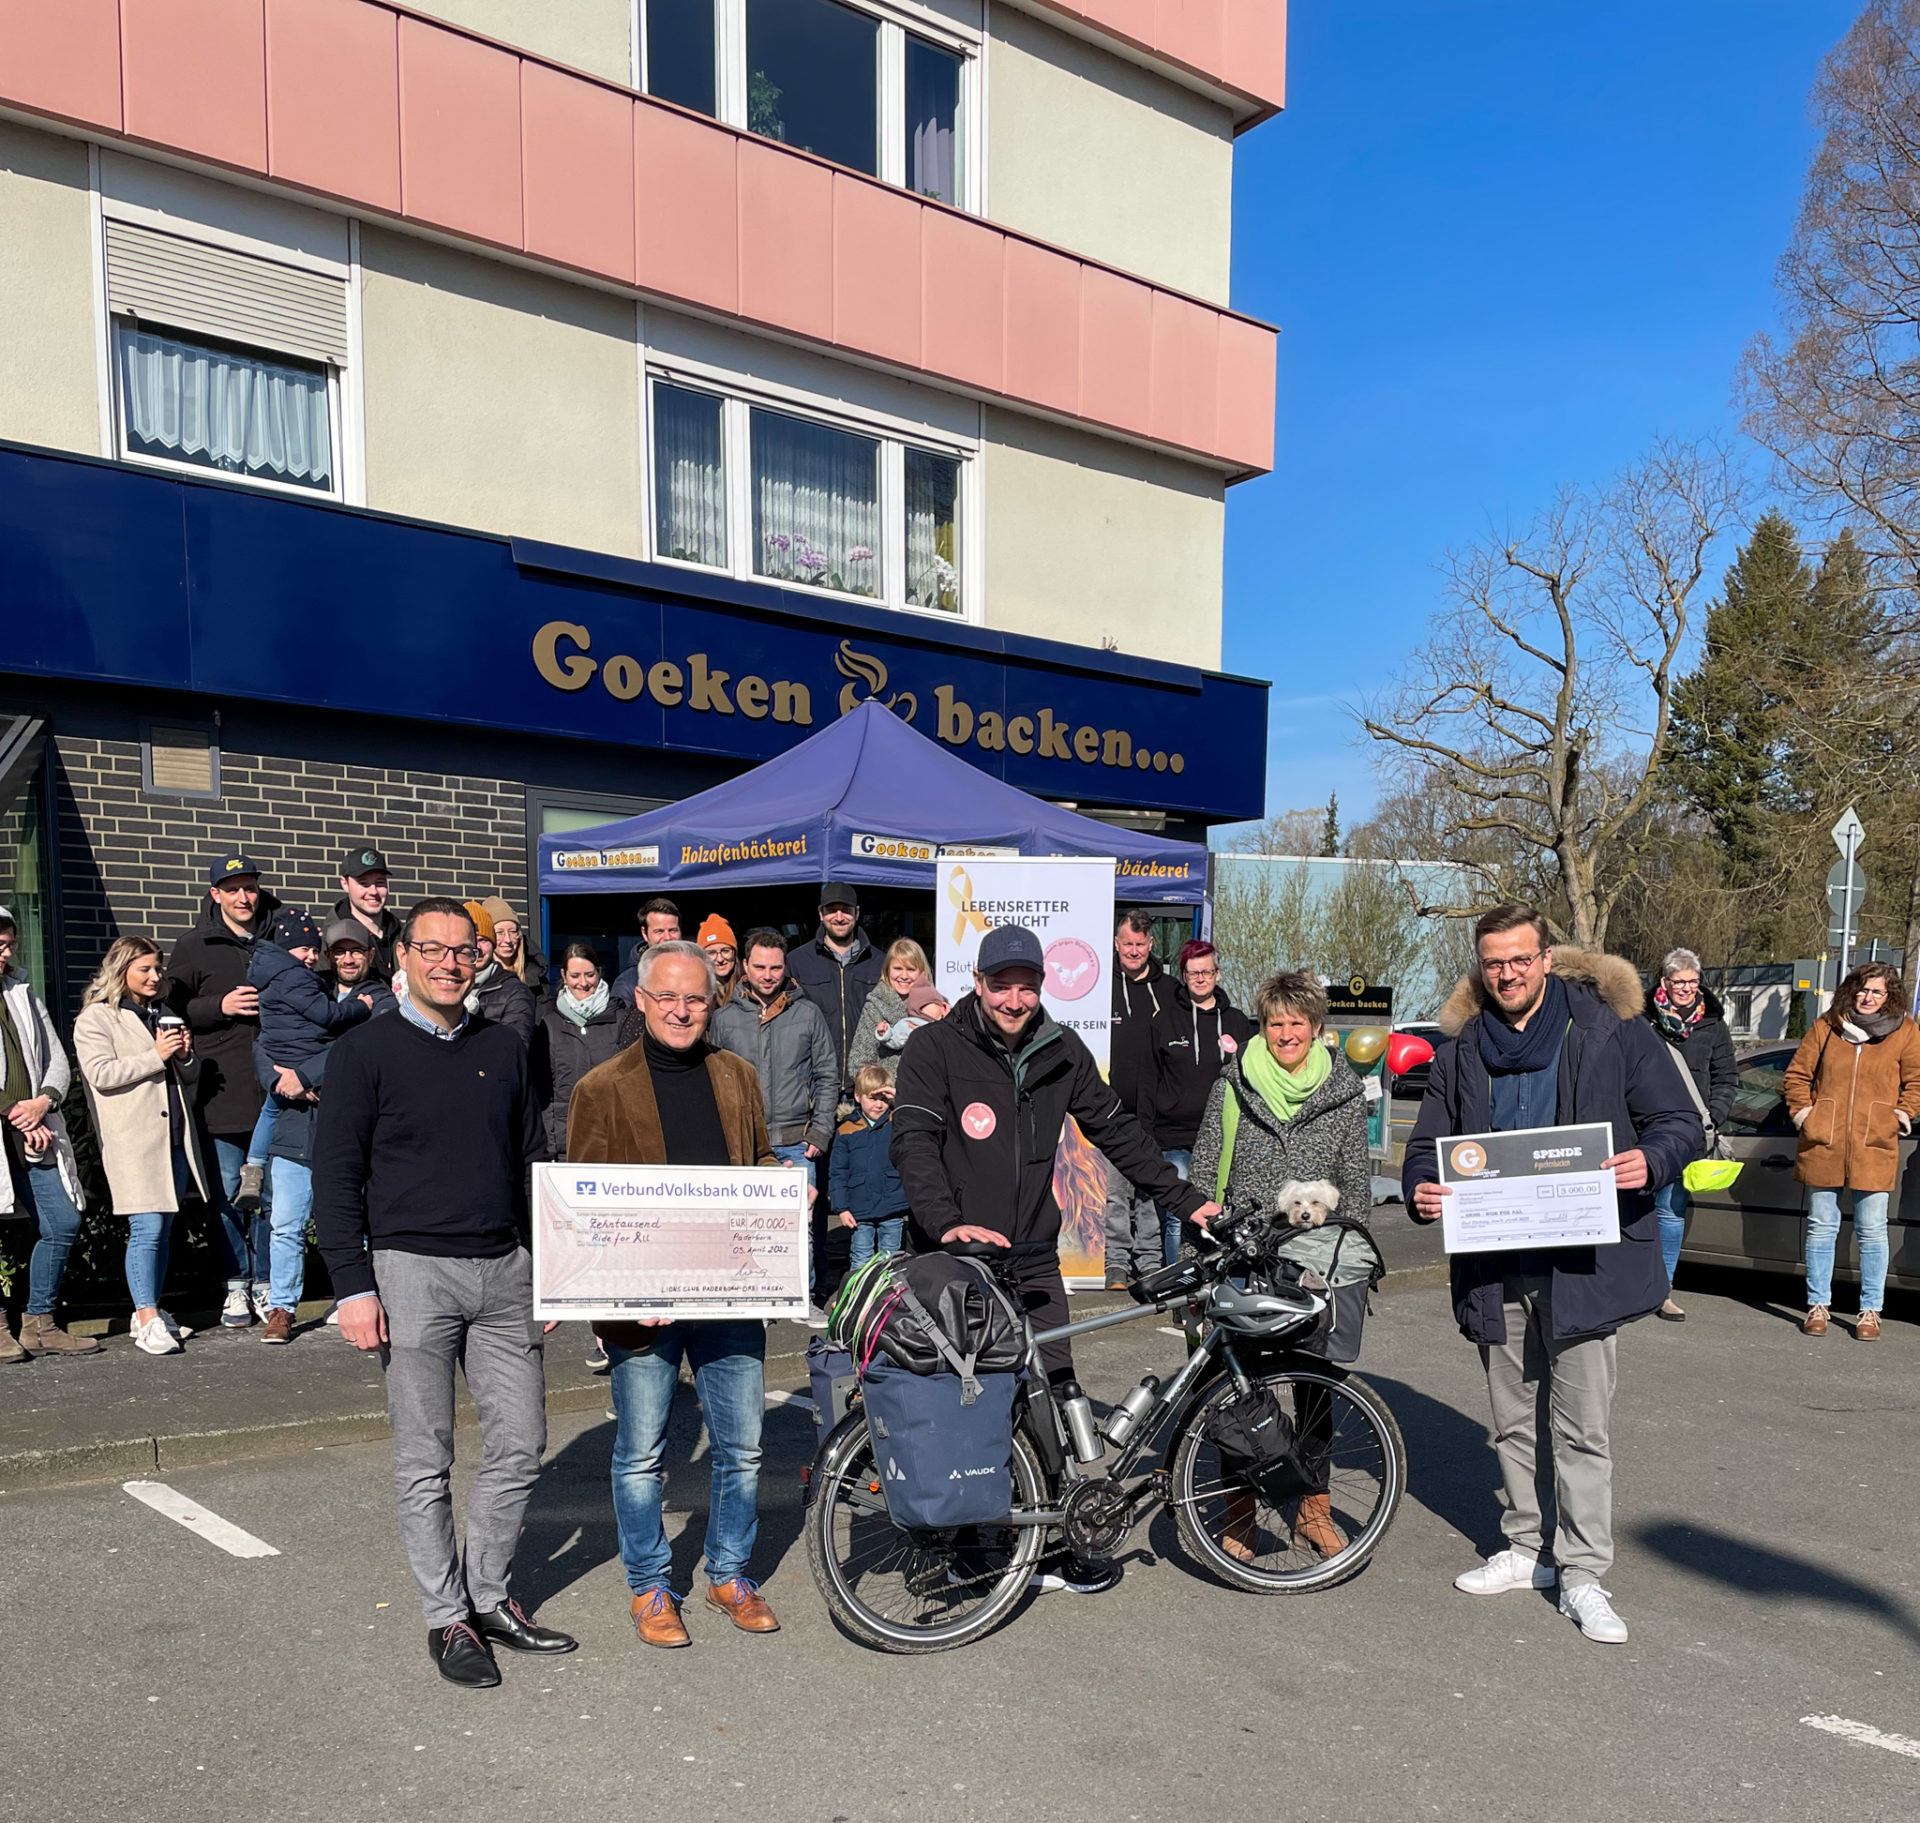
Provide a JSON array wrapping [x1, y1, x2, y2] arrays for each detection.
[[983, 408, 1223, 668], [986, 5, 1234, 303], [408, 0, 631, 83], [359, 228, 643, 555], [0, 124, 99, 457]]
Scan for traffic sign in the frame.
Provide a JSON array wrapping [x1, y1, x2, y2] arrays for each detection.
[[1829, 807, 1867, 975], [1832, 805, 1866, 854], [1827, 859, 1867, 916]]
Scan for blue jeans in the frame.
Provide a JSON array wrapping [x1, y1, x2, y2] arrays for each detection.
[[1805, 1188, 1891, 1313], [126, 1151, 192, 1310], [608, 1321, 766, 1594], [7, 1149, 84, 1316], [268, 1156, 312, 1312], [772, 1143, 817, 1290], [211, 1132, 272, 1291], [848, 1214, 904, 1269], [1159, 1147, 1193, 1267], [245, 1098, 278, 1165], [1652, 1179, 1690, 1284]]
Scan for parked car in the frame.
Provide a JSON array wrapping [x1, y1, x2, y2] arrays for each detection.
[[1389, 1021, 1446, 1102], [1678, 1041, 1920, 1291]]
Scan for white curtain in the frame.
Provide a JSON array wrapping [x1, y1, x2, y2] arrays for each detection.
[[119, 326, 331, 489], [905, 448, 960, 611], [752, 408, 880, 597], [654, 384, 727, 566], [907, 39, 958, 205]]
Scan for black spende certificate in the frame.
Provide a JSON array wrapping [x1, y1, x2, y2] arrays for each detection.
[[1434, 1123, 1619, 1255]]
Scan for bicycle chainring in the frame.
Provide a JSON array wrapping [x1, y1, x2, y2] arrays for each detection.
[[1062, 1479, 1135, 1559]]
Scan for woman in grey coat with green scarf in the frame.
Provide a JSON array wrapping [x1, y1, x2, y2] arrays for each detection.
[[1191, 970, 1378, 1562]]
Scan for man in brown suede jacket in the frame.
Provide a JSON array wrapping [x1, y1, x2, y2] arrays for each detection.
[[565, 939, 781, 1650]]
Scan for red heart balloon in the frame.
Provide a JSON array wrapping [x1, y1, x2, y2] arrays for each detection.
[[1386, 1032, 1435, 1077]]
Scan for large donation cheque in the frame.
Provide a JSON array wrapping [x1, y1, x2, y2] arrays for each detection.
[[532, 1163, 809, 1322], [1435, 1124, 1620, 1256]]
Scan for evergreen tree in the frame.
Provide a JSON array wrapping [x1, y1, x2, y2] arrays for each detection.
[[1319, 791, 1341, 857]]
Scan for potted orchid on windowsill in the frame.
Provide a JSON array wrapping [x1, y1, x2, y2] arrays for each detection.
[[761, 530, 877, 598]]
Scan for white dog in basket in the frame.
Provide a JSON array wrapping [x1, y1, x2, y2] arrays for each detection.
[[1275, 1179, 1341, 1229]]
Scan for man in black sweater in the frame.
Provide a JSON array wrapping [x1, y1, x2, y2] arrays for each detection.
[[1103, 910, 1170, 1286], [313, 899, 574, 1689]]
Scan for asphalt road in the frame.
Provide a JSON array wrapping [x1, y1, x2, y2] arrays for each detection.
[[4, 1273, 1918, 1823]]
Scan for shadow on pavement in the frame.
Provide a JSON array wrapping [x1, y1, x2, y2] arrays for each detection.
[[1633, 1517, 1920, 1652], [1361, 1373, 1504, 1554]]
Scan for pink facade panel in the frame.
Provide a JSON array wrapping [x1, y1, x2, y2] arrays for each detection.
[[1041, 0, 1282, 114], [634, 102, 738, 314], [398, 15, 520, 247], [1075, 0, 1156, 54], [1214, 311, 1276, 473], [737, 137, 832, 343], [1078, 263, 1153, 439], [122, 0, 266, 171], [1004, 240, 1081, 419], [1148, 290, 1218, 457], [1155, 0, 1227, 83], [521, 60, 634, 283], [0, 0, 123, 131], [921, 207, 1004, 395], [832, 174, 920, 369], [1225, 0, 1286, 111], [265, 0, 398, 211]]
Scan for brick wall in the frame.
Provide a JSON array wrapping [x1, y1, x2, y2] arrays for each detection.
[[34, 734, 529, 1007]]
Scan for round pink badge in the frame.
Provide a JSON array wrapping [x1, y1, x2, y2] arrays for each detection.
[[1218, 1033, 1238, 1056], [1043, 937, 1101, 1002], [961, 1101, 998, 1140]]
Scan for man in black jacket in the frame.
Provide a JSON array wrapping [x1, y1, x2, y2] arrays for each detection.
[[1402, 904, 1700, 1646], [892, 923, 1217, 1593], [1644, 947, 1737, 1323], [314, 898, 571, 1688], [166, 850, 282, 1329], [1103, 910, 1169, 1285], [333, 846, 403, 982], [787, 883, 883, 1094]]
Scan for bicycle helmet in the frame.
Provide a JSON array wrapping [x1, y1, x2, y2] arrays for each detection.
[[1206, 1279, 1323, 1338]]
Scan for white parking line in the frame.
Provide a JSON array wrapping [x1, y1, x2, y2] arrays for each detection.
[[766, 1389, 817, 1412], [122, 1481, 280, 1559], [1801, 1715, 1920, 1761]]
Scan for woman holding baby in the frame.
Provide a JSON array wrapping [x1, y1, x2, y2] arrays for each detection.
[[1189, 970, 1379, 1563]]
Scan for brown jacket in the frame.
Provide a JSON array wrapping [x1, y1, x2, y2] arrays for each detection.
[[564, 1040, 775, 1348], [1783, 1015, 1920, 1193]]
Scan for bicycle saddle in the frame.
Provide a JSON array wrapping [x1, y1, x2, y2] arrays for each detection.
[[1206, 1279, 1323, 1337]]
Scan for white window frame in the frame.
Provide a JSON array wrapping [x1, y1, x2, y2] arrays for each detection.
[[636, 0, 981, 212], [643, 361, 979, 626], [107, 315, 347, 504]]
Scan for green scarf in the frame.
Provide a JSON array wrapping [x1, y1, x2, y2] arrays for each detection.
[[1216, 1036, 1331, 1200], [556, 980, 611, 1028]]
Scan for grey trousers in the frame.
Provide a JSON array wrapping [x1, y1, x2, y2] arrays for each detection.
[[374, 1247, 547, 1628], [1103, 1158, 1159, 1279], [1478, 1274, 1617, 1589]]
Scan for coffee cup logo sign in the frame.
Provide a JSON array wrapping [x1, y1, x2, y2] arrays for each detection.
[[531, 622, 1187, 785]]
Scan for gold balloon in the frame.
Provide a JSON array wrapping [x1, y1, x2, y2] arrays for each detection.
[[1344, 1026, 1388, 1066]]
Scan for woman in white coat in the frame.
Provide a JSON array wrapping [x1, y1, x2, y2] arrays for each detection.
[[73, 936, 213, 1355]]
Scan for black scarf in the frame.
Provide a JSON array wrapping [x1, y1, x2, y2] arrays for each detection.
[[1476, 973, 1571, 1075]]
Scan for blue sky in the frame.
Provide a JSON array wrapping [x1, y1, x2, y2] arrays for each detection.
[[1217, 0, 1864, 843]]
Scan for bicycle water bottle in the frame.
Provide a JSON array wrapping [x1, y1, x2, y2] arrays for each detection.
[[1058, 1381, 1103, 1462], [1101, 1374, 1161, 1447]]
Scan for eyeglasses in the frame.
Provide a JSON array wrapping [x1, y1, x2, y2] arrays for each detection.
[[643, 990, 711, 1013], [1481, 954, 1542, 978], [406, 942, 480, 966], [1185, 965, 1218, 979]]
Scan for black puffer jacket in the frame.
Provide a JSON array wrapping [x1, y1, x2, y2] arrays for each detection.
[[891, 991, 1204, 1253], [1645, 986, 1737, 1131], [164, 890, 282, 1137], [532, 996, 628, 1155], [1149, 984, 1255, 1149], [472, 965, 536, 1046]]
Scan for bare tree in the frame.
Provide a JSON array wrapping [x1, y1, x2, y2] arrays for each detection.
[[1361, 440, 1746, 950], [1208, 859, 1319, 1006], [1223, 807, 1331, 856]]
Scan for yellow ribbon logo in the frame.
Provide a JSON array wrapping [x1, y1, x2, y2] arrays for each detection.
[[948, 867, 990, 944]]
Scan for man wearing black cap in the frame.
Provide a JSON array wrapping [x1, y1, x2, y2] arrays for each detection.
[[787, 884, 883, 1092], [890, 923, 1219, 1594], [166, 851, 282, 1328], [334, 847, 402, 982]]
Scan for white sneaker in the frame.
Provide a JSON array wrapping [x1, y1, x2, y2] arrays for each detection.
[[157, 1309, 194, 1341], [1453, 1548, 1556, 1595], [324, 1304, 341, 1327], [220, 1287, 253, 1328], [1559, 1583, 1628, 1643], [1030, 1561, 1124, 1596], [249, 1286, 274, 1323], [131, 1313, 181, 1356]]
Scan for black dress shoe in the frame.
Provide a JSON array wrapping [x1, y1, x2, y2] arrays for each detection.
[[428, 1621, 501, 1688], [474, 1598, 578, 1654]]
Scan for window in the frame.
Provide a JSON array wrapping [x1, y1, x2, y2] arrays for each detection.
[[1728, 987, 1753, 1032], [1721, 1052, 1798, 1138], [637, 0, 973, 206], [646, 375, 968, 616], [141, 722, 221, 802], [115, 325, 335, 494]]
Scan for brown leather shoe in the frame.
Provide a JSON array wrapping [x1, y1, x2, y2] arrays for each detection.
[[262, 1308, 294, 1344], [0, 1321, 26, 1365], [631, 1588, 690, 1648], [18, 1313, 101, 1356], [1294, 1493, 1349, 1558], [1804, 1306, 1830, 1336], [1856, 1310, 1883, 1341], [1222, 1490, 1260, 1563], [705, 1577, 780, 1633]]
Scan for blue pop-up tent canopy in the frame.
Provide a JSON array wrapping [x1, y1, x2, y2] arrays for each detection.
[[538, 700, 1206, 903]]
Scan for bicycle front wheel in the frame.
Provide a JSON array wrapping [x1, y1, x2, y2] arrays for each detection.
[[804, 1410, 1050, 1653], [1170, 1364, 1405, 1594]]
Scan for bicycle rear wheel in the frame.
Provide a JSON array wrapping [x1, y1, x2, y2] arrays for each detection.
[[804, 1410, 1050, 1653], [1170, 1364, 1405, 1594]]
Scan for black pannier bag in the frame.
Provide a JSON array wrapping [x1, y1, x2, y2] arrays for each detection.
[[869, 1254, 1027, 1385], [1204, 1384, 1333, 1504]]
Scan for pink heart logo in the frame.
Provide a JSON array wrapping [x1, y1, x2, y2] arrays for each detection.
[[961, 1102, 997, 1140]]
